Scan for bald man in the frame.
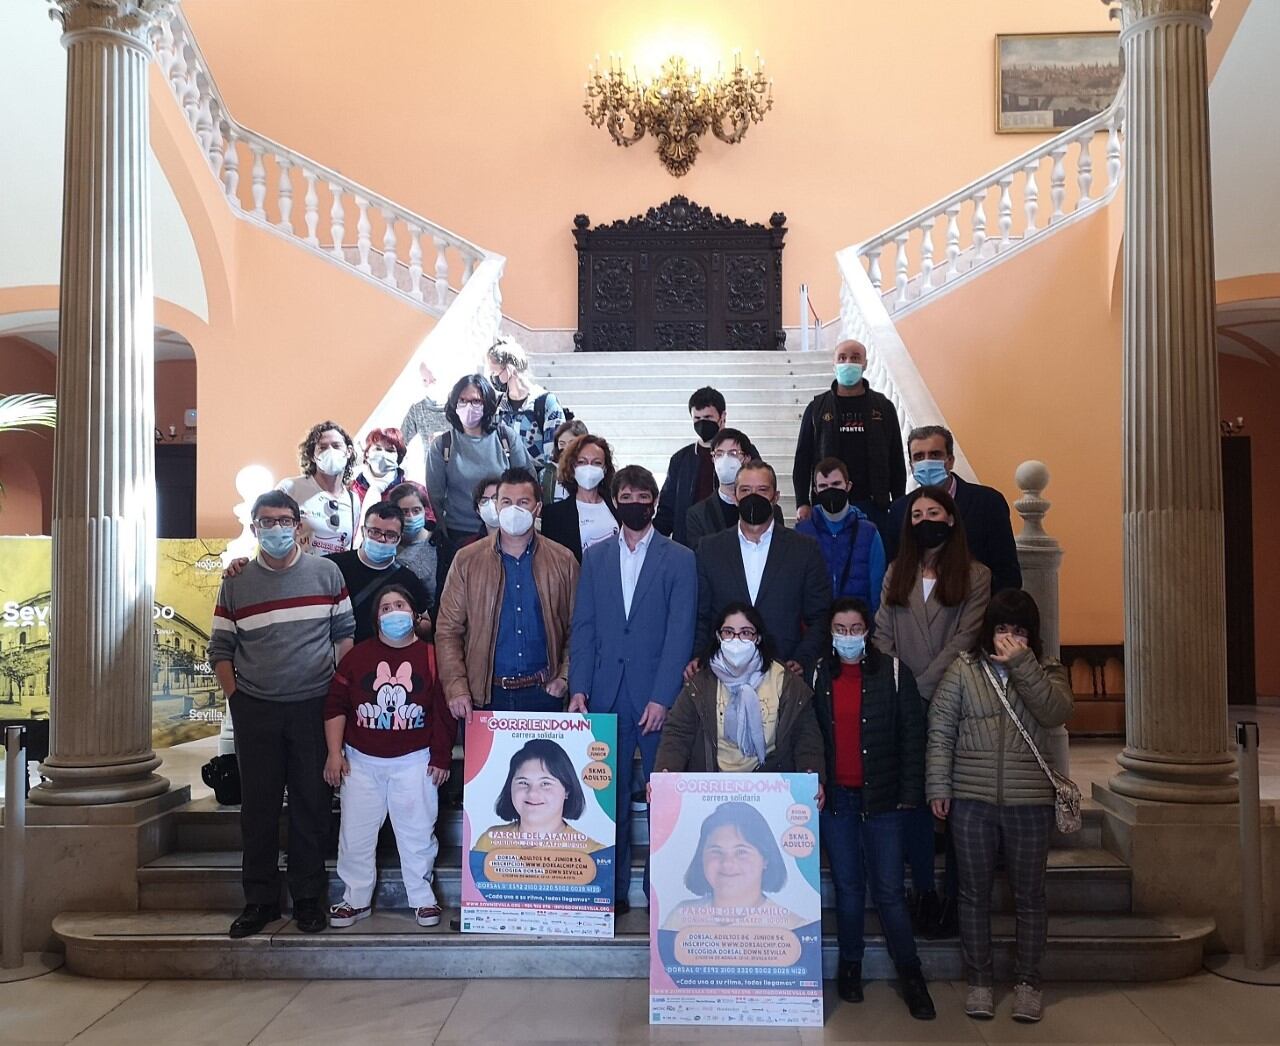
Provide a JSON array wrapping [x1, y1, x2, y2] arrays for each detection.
[[793, 340, 905, 537]]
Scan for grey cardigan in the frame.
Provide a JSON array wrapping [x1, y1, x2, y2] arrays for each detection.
[[873, 560, 991, 701]]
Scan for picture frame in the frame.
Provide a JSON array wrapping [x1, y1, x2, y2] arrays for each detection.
[[996, 32, 1123, 134]]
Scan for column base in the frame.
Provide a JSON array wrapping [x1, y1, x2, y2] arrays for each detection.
[[30, 752, 170, 806], [1110, 748, 1238, 803]]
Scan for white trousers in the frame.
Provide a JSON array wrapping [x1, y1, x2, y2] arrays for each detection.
[[337, 746, 440, 909]]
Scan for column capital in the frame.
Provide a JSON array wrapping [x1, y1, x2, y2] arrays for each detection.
[[50, 0, 173, 45], [1102, 0, 1212, 37]]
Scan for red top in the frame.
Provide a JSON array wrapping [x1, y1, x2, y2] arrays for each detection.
[[832, 663, 864, 788], [324, 638, 456, 766]]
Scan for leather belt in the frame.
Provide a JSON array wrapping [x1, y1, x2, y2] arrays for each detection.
[[493, 668, 550, 689]]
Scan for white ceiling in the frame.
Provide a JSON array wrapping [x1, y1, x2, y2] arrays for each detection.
[[1217, 296, 1280, 365], [0, 310, 195, 362]]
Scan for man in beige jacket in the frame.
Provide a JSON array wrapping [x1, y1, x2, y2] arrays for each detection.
[[436, 467, 578, 720]]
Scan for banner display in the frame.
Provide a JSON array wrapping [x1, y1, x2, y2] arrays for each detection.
[[461, 710, 617, 938], [0, 537, 229, 747], [648, 772, 824, 1028]]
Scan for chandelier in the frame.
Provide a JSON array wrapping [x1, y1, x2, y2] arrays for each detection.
[[583, 51, 773, 177]]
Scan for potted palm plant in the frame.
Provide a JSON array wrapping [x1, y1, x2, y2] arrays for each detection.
[[0, 393, 56, 502]]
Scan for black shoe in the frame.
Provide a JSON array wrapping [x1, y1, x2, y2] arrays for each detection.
[[293, 898, 327, 933], [915, 889, 942, 936], [927, 897, 959, 940], [836, 959, 863, 1003], [899, 966, 937, 1021], [616, 898, 632, 916], [228, 903, 280, 938]]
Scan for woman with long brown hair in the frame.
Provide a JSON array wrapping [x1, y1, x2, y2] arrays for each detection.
[[539, 433, 619, 562]]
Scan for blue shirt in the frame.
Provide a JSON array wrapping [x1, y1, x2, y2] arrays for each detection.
[[493, 539, 549, 677]]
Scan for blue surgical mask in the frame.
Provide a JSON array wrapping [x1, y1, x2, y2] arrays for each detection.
[[363, 537, 398, 565], [402, 515, 426, 539], [257, 527, 295, 558], [835, 362, 863, 387], [833, 634, 866, 662], [913, 460, 949, 488], [379, 610, 415, 641]]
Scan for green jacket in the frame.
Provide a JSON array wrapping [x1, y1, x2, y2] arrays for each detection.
[[926, 648, 1073, 806]]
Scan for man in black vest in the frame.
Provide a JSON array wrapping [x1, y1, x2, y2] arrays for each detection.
[[793, 340, 906, 537], [655, 386, 726, 547]]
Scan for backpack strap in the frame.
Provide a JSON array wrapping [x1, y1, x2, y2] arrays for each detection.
[[440, 429, 452, 465]]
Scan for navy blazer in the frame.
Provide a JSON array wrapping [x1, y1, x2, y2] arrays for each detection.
[[569, 531, 698, 713], [885, 475, 1023, 594]]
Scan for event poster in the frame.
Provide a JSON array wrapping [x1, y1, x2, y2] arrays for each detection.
[[461, 710, 617, 938], [0, 536, 229, 747], [648, 772, 824, 1028]]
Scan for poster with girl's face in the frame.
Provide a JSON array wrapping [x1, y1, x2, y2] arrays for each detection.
[[649, 773, 823, 1028], [461, 711, 616, 938]]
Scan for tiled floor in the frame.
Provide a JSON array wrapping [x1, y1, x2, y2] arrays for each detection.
[[3, 971, 1280, 1044]]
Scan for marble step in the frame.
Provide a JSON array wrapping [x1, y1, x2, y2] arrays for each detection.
[[561, 405, 808, 423], [537, 351, 830, 368], [549, 378, 828, 396], [561, 387, 821, 406], [138, 844, 1131, 914], [54, 908, 1214, 982]]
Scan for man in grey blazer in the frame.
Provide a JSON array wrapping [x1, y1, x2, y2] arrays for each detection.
[[570, 465, 697, 912], [692, 460, 833, 676]]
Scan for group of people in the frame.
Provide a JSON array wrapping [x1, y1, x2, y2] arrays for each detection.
[[208, 336, 1072, 1025]]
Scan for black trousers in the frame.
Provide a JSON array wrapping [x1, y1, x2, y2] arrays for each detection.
[[230, 691, 331, 906]]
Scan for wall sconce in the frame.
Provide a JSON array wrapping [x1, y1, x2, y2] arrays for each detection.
[[583, 50, 773, 176]]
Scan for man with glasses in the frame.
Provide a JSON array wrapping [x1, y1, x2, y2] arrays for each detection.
[[208, 491, 356, 938], [325, 503, 434, 643], [684, 428, 785, 550]]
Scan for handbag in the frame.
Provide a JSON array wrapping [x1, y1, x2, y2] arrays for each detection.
[[980, 659, 1082, 834], [201, 753, 242, 806]]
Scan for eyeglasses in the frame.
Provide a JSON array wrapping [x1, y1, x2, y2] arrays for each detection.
[[457, 396, 485, 407], [718, 626, 758, 642], [712, 449, 744, 460], [254, 517, 297, 530], [365, 527, 402, 544], [831, 625, 868, 637]]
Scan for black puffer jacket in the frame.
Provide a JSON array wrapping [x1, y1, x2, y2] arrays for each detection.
[[812, 649, 926, 814]]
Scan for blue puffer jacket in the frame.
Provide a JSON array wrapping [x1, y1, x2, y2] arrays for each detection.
[[796, 506, 886, 612]]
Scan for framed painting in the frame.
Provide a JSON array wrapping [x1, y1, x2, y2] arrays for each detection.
[[996, 32, 1123, 133]]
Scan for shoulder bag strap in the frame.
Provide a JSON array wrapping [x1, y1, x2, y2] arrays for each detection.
[[979, 658, 1057, 785]]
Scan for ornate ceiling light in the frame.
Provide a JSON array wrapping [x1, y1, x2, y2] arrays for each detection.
[[583, 51, 773, 177]]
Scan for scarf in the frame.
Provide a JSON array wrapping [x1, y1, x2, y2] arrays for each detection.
[[710, 649, 768, 768]]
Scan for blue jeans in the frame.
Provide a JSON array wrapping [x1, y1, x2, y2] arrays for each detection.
[[820, 786, 920, 967], [487, 684, 563, 713], [905, 802, 959, 898]]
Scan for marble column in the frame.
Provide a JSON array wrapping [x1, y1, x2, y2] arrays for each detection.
[[31, 1, 173, 805], [1110, 0, 1236, 802]]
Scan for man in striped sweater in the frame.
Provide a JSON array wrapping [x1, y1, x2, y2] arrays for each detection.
[[209, 490, 356, 938]]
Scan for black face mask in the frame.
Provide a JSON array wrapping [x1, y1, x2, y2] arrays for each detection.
[[912, 519, 952, 549], [616, 501, 655, 532], [738, 493, 774, 526], [814, 487, 850, 515], [693, 418, 719, 443]]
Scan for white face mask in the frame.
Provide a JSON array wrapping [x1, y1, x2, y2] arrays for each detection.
[[574, 464, 605, 491], [719, 637, 758, 668], [366, 449, 395, 476], [714, 455, 742, 486], [498, 504, 534, 537], [478, 500, 500, 529], [315, 447, 348, 476]]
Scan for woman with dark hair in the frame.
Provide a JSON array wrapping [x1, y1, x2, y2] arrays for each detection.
[[277, 420, 359, 555], [927, 589, 1073, 1024], [654, 603, 825, 789], [352, 427, 408, 524], [541, 419, 588, 504], [473, 738, 603, 852], [813, 597, 935, 1018], [874, 484, 991, 937], [540, 433, 620, 562], [425, 374, 530, 601]]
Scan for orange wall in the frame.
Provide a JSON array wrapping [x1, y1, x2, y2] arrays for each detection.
[[181, 0, 1119, 330], [155, 359, 197, 440]]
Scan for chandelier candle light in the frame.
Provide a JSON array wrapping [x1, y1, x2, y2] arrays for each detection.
[[584, 50, 773, 176]]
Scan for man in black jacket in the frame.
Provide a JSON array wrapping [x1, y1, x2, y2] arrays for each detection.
[[884, 425, 1023, 594], [655, 386, 725, 547], [692, 460, 832, 675], [793, 340, 906, 537]]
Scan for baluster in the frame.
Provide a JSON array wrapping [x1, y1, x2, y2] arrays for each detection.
[[1023, 161, 1039, 235], [249, 143, 267, 219], [919, 217, 935, 291], [181, 52, 201, 127], [433, 236, 450, 306], [167, 39, 189, 103], [207, 99, 225, 179], [1076, 131, 1095, 205], [153, 17, 176, 78], [222, 125, 240, 208], [355, 197, 373, 274], [407, 225, 424, 300], [195, 76, 214, 157], [944, 205, 961, 279], [971, 188, 988, 254], [382, 209, 399, 285], [893, 232, 910, 307], [1106, 107, 1123, 190], [303, 169, 319, 246], [276, 156, 293, 232], [864, 247, 883, 292], [1049, 146, 1067, 223], [329, 183, 346, 259], [997, 175, 1014, 248], [462, 254, 476, 284]]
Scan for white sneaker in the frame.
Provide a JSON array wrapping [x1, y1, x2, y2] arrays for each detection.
[[416, 905, 442, 927], [328, 902, 370, 927], [1012, 982, 1043, 1023], [965, 985, 995, 1019]]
